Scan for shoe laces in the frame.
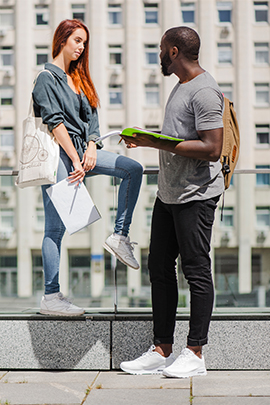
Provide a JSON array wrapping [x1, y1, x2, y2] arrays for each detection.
[[141, 345, 156, 358], [58, 293, 73, 304], [124, 237, 138, 253]]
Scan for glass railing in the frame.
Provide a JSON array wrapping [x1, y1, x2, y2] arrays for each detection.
[[1, 168, 270, 314]]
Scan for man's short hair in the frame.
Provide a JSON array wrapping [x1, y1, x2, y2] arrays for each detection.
[[164, 26, 200, 61]]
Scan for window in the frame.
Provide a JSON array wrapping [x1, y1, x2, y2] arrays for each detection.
[[256, 165, 270, 186], [0, 169, 14, 188], [35, 4, 49, 26], [218, 83, 233, 100], [256, 124, 270, 144], [108, 4, 122, 25], [109, 45, 122, 65], [108, 125, 123, 145], [0, 127, 14, 151], [256, 206, 270, 228], [110, 177, 121, 186], [69, 254, 91, 297], [144, 3, 158, 24], [145, 83, 159, 105], [35, 46, 49, 67], [0, 208, 14, 231], [218, 43, 232, 64], [220, 207, 234, 227], [104, 250, 127, 286], [141, 248, 150, 286], [215, 253, 238, 293], [254, 1, 269, 23], [217, 1, 232, 23], [36, 208, 45, 231], [109, 207, 117, 228], [71, 4, 86, 21], [255, 43, 269, 64], [145, 44, 159, 65], [145, 207, 153, 227], [109, 84, 123, 105], [146, 166, 158, 185], [0, 87, 13, 106], [32, 255, 43, 294], [0, 256, 17, 297], [181, 2, 195, 24], [0, 47, 14, 69], [0, 9, 14, 29], [255, 83, 269, 105]]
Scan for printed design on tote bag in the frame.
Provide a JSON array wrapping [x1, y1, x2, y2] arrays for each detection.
[[20, 132, 49, 164]]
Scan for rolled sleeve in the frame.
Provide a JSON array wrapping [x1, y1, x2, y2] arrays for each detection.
[[32, 72, 64, 133], [87, 108, 103, 149]]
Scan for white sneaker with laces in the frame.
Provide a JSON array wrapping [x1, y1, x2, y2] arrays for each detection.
[[40, 292, 85, 316], [104, 233, 140, 269], [120, 345, 176, 375], [163, 348, 207, 378]]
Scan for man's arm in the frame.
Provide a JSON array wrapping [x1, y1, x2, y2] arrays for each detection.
[[121, 127, 223, 162]]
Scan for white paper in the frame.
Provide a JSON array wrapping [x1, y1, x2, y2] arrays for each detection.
[[95, 130, 121, 143], [46, 179, 101, 235]]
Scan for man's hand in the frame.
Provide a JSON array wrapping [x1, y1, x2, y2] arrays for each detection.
[[121, 133, 159, 149]]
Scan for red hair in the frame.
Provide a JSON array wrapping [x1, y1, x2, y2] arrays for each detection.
[[52, 19, 100, 109]]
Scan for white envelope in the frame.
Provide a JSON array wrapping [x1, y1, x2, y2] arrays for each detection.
[[46, 179, 101, 235]]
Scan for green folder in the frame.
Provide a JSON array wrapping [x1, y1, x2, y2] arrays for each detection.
[[121, 127, 184, 142]]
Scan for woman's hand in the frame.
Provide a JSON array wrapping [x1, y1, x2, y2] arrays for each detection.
[[68, 159, 85, 185], [82, 141, 97, 172]]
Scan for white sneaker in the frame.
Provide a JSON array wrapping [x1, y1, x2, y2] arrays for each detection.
[[120, 345, 176, 375], [40, 292, 85, 316], [104, 233, 140, 269], [163, 348, 207, 378]]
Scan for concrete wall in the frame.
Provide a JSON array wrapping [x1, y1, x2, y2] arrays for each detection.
[[0, 315, 269, 370]]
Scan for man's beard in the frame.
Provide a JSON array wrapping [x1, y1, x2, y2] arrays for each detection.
[[161, 52, 172, 76]]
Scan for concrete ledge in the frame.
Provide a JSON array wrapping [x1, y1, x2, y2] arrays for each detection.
[[0, 314, 270, 370]]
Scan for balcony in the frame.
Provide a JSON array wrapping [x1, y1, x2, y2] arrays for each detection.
[[0, 169, 270, 370]]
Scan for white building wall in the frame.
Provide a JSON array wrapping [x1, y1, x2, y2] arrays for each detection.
[[0, 0, 270, 305]]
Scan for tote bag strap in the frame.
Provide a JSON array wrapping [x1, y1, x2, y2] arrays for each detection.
[[28, 69, 56, 117]]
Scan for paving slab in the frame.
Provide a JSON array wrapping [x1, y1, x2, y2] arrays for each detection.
[[85, 388, 190, 405], [0, 371, 98, 384], [193, 371, 270, 397], [0, 371, 99, 405], [0, 383, 86, 404], [93, 371, 190, 389], [193, 398, 270, 404]]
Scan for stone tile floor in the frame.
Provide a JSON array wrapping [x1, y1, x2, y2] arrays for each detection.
[[0, 370, 269, 405]]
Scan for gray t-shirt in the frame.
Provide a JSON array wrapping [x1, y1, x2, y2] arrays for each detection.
[[157, 71, 225, 204]]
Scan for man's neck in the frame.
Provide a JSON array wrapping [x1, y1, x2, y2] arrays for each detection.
[[176, 63, 205, 84]]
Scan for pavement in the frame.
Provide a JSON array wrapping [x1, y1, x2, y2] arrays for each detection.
[[1, 370, 270, 405]]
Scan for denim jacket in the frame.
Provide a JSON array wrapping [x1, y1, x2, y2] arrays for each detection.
[[32, 63, 103, 159]]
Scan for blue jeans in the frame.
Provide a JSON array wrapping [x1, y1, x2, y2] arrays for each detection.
[[41, 147, 143, 294]]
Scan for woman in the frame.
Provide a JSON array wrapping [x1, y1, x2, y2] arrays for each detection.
[[32, 19, 143, 316]]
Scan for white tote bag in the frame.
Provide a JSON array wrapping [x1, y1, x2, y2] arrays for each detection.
[[16, 71, 59, 188]]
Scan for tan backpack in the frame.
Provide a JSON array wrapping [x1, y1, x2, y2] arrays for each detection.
[[220, 97, 240, 190]]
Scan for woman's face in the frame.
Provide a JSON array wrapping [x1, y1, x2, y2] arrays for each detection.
[[62, 28, 87, 62]]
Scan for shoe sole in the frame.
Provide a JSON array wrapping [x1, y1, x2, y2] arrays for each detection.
[[40, 309, 85, 316], [163, 368, 207, 378], [103, 242, 139, 270], [120, 366, 165, 375]]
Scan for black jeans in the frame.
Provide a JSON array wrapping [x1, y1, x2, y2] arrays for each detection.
[[148, 195, 219, 347]]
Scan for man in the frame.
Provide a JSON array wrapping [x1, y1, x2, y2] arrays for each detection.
[[120, 26, 224, 378]]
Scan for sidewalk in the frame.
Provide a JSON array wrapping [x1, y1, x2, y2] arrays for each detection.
[[1, 370, 270, 404]]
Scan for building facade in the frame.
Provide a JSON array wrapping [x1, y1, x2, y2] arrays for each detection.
[[0, 0, 270, 309]]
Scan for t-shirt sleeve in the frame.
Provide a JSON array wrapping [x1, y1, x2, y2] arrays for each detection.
[[191, 87, 224, 131], [32, 72, 64, 133]]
